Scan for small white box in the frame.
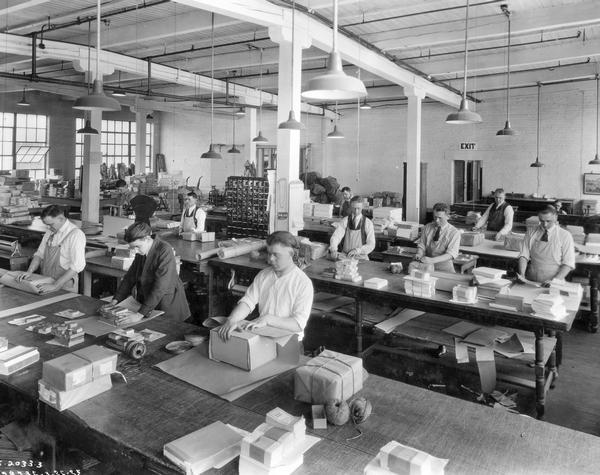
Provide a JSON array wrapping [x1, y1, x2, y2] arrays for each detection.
[[364, 277, 389, 290], [111, 256, 134, 270]]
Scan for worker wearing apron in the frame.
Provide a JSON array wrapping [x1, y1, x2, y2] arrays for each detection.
[[473, 188, 514, 241], [518, 206, 575, 285], [414, 202, 461, 273], [329, 196, 376, 260], [179, 191, 206, 234], [18, 205, 86, 293]]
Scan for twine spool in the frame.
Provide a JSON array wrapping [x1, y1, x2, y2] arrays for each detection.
[[325, 399, 350, 426], [349, 397, 372, 425]]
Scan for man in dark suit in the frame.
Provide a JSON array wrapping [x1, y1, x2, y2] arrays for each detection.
[[107, 222, 190, 324]]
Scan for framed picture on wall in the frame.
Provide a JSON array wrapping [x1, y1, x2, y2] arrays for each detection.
[[583, 173, 600, 195]]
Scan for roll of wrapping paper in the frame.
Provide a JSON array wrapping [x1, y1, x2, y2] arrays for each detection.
[[217, 240, 266, 259], [196, 247, 221, 260]]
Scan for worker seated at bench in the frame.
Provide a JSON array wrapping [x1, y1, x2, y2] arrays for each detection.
[[218, 231, 314, 341]]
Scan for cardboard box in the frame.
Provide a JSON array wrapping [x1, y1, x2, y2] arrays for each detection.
[[294, 350, 363, 404], [199, 231, 215, 242], [311, 405, 327, 429], [208, 328, 277, 371], [364, 277, 389, 290], [265, 408, 306, 439], [460, 232, 484, 247], [42, 353, 93, 391], [113, 245, 135, 258], [241, 430, 293, 467], [163, 421, 243, 475], [378, 441, 433, 475], [73, 345, 118, 379], [0, 346, 39, 376], [111, 256, 134, 270], [181, 231, 199, 241], [38, 375, 112, 412]]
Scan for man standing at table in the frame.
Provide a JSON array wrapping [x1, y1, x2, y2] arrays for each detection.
[[518, 205, 575, 285], [179, 191, 206, 234], [338, 186, 353, 217], [329, 195, 376, 260], [218, 231, 314, 341], [17, 205, 86, 293], [473, 188, 514, 241], [413, 202, 460, 273]]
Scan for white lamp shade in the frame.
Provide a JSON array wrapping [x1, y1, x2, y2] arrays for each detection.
[[327, 124, 344, 139], [302, 52, 367, 102], [446, 98, 482, 124], [73, 79, 121, 112]]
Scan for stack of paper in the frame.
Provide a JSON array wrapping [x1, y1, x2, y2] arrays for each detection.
[[0, 345, 39, 375], [372, 217, 390, 233], [335, 258, 361, 282], [313, 204, 333, 218], [404, 274, 437, 298], [393, 221, 420, 240], [452, 285, 477, 304], [364, 440, 448, 475], [531, 294, 568, 320], [364, 277, 389, 290], [477, 278, 512, 299], [472, 267, 505, 280], [372, 207, 403, 223], [549, 279, 583, 311]]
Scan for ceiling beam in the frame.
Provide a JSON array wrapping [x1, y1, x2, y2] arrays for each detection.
[[0, 0, 52, 18], [173, 0, 464, 107]]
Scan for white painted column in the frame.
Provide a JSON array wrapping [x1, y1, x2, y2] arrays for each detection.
[[405, 86, 426, 223], [248, 107, 257, 172], [269, 18, 310, 234], [135, 111, 148, 174], [81, 110, 101, 224]]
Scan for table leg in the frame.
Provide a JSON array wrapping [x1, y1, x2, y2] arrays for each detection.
[[83, 270, 92, 297], [535, 329, 545, 419], [207, 266, 215, 318], [589, 273, 599, 333], [355, 298, 363, 356], [548, 330, 558, 389]]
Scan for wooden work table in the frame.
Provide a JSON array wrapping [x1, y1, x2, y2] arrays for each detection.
[[0, 289, 599, 474], [208, 255, 577, 418]]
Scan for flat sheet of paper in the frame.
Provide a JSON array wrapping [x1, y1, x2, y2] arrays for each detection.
[[500, 284, 545, 304], [455, 338, 469, 364], [442, 321, 481, 338], [375, 309, 424, 333], [463, 327, 510, 347], [54, 309, 85, 319], [0, 292, 78, 319], [493, 333, 525, 358], [155, 341, 300, 402], [312, 293, 354, 312], [77, 310, 162, 337], [475, 346, 496, 393]]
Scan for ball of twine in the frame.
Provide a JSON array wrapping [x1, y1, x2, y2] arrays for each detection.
[[349, 397, 373, 425], [325, 399, 350, 426]]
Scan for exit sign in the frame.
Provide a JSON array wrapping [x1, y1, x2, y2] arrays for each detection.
[[460, 142, 477, 150]]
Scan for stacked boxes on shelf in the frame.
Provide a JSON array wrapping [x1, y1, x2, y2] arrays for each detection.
[[225, 176, 269, 239]]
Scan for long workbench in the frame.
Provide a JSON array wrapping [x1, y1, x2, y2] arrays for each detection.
[[208, 255, 577, 418], [1, 287, 599, 474]]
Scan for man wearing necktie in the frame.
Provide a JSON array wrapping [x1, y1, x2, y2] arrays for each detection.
[[518, 205, 575, 286], [329, 195, 376, 260], [413, 202, 460, 273]]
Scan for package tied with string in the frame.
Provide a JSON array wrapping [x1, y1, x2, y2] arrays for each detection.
[[294, 349, 364, 404]]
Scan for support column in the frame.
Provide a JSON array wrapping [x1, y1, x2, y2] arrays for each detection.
[[81, 110, 101, 224], [135, 111, 148, 174], [405, 86, 426, 223], [269, 18, 310, 234], [248, 107, 258, 173]]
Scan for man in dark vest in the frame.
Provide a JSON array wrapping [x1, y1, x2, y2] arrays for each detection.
[[329, 195, 376, 260], [473, 188, 514, 241]]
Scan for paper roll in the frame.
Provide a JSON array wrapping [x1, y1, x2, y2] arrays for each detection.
[[217, 240, 266, 259], [196, 248, 221, 260]]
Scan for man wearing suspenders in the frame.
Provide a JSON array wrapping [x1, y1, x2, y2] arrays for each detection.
[[473, 188, 514, 241], [329, 195, 376, 260], [179, 191, 206, 234]]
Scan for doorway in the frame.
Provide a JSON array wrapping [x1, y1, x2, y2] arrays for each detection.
[[454, 160, 482, 203]]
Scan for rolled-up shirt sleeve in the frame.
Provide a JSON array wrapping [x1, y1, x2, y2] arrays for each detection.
[[519, 231, 533, 261], [291, 275, 314, 330], [329, 217, 348, 250], [499, 206, 514, 236], [34, 232, 50, 260], [195, 208, 207, 233], [238, 272, 263, 312], [446, 228, 460, 259], [358, 219, 376, 256], [65, 229, 87, 273], [561, 231, 575, 269]]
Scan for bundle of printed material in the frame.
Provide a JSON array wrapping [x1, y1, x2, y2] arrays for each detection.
[[531, 294, 568, 320], [335, 258, 361, 282], [364, 440, 448, 475], [549, 279, 583, 311], [403, 269, 437, 298]]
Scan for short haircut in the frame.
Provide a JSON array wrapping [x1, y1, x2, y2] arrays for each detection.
[[186, 191, 197, 199], [266, 231, 298, 250], [115, 179, 127, 188], [494, 188, 505, 195], [41, 205, 66, 219], [124, 222, 152, 242], [341, 186, 351, 193], [432, 202, 451, 214], [539, 205, 558, 216], [350, 195, 362, 204]]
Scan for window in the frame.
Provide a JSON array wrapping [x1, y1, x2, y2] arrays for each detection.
[[0, 112, 48, 180], [75, 119, 154, 177]]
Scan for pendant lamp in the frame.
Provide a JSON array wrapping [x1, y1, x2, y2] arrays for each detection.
[[589, 75, 600, 165], [76, 24, 98, 136], [234, 107, 246, 117], [279, 0, 304, 130], [496, 5, 517, 136], [446, 0, 482, 124], [327, 103, 344, 139], [253, 48, 269, 143], [359, 98, 372, 110], [530, 83, 544, 167], [228, 91, 241, 154], [17, 87, 30, 106], [73, 0, 120, 111], [302, 0, 367, 101], [112, 71, 126, 97], [201, 13, 222, 159], [77, 115, 99, 135]]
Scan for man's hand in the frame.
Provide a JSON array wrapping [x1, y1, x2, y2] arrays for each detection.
[[420, 256, 432, 264], [16, 272, 33, 282], [472, 226, 481, 232], [246, 315, 271, 331], [515, 273, 527, 284], [217, 319, 241, 341], [347, 248, 359, 258], [115, 311, 144, 326], [329, 248, 338, 260], [494, 232, 504, 241], [100, 300, 119, 312], [37, 283, 59, 294], [541, 280, 552, 288]]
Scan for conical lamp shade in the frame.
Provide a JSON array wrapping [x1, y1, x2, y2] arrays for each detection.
[[17, 92, 30, 106], [77, 119, 99, 135], [112, 90, 127, 97], [446, 98, 482, 124], [496, 120, 518, 136], [302, 52, 367, 101], [73, 79, 121, 111], [530, 157, 544, 168], [278, 110, 304, 130], [252, 131, 269, 143], [234, 107, 246, 117], [327, 124, 344, 139], [589, 153, 600, 165], [201, 144, 222, 159], [228, 145, 241, 154], [359, 99, 372, 110]]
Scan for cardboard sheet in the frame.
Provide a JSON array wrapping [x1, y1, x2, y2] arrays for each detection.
[[155, 341, 300, 402], [463, 327, 510, 347], [442, 321, 481, 338], [475, 346, 496, 393], [0, 292, 78, 319], [375, 309, 424, 333]]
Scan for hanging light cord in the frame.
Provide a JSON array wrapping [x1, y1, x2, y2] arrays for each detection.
[[333, 0, 338, 53], [96, 0, 101, 81], [461, 0, 471, 100], [536, 83, 541, 193], [596, 74, 599, 156], [258, 47, 263, 130], [505, 10, 511, 123], [356, 98, 360, 182], [290, 0, 296, 105], [210, 12, 215, 144]]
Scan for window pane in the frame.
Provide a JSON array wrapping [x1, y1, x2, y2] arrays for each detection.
[[16, 114, 26, 128], [26, 115, 36, 128], [26, 129, 36, 142]]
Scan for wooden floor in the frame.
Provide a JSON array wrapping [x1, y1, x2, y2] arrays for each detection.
[[304, 303, 600, 438]]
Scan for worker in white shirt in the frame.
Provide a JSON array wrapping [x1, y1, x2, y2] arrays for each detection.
[[17, 205, 86, 293], [179, 191, 206, 234], [329, 196, 376, 260], [473, 188, 514, 240], [217, 231, 314, 341], [414, 202, 460, 273], [517, 205, 575, 286]]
